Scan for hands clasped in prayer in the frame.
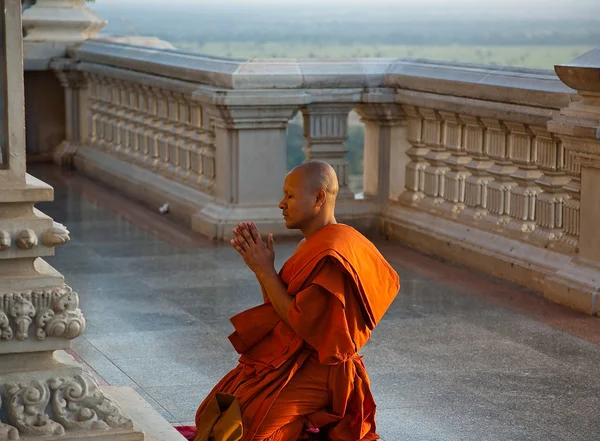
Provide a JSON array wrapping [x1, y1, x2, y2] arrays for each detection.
[[230, 222, 275, 279]]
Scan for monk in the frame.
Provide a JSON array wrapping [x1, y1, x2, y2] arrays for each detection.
[[192, 161, 400, 441]]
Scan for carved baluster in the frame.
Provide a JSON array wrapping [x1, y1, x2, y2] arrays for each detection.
[[93, 75, 110, 151], [141, 86, 161, 170], [174, 97, 191, 183], [420, 108, 450, 210], [560, 149, 581, 251], [531, 127, 571, 245], [84, 73, 99, 148], [166, 92, 186, 178], [399, 105, 429, 205], [107, 79, 123, 155], [118, 81, 135, 161], [187, 103, 204, 188], [482, 119, 518, 227], [154, 88, 170, 174], [439, 112, 471, 216], [505, 122, 543, 234], [461, 115, 494, 221], [301, 104, 355, 199], [130, 84, 147, 166]]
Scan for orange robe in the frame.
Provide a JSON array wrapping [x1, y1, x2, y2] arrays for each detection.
[[195, 224, 400, 441]]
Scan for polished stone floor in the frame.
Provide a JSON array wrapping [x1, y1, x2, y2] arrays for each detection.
[[31, 165, 600, 441]]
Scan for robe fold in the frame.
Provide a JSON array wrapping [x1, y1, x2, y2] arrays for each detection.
[[195, 224, 400, 441]]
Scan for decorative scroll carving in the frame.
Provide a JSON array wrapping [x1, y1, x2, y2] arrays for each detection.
[[0, 374, 135, 439], [49, 374, 134, 432], [4, 380, 65, 437], [41, 222, 70, 247], [0, 286, 85, 343]]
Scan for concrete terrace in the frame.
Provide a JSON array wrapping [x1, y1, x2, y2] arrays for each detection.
[[31, 164, 600, 441]]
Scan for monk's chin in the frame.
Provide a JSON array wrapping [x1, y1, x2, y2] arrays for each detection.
[[283, 219, 298, 230]]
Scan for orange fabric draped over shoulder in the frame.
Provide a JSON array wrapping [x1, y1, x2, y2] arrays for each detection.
[[195, 224, 400, 441]]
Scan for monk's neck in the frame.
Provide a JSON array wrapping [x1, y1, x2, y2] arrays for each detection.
[[301, 218, 337, 240]]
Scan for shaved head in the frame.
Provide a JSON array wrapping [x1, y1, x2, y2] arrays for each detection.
[[279, 160, 339, 236], [289, 160, 339, 199]]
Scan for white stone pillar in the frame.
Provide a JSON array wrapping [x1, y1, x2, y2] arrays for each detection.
[[355, 103, 405, 202], [22, 0, 106, 70], [192, 105, 299, 239], [548, 48, 600, 267], [301, 104, 355, 199], [0, 3, 143, 439]]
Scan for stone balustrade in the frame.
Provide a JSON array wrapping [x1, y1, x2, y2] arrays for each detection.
[[51, 40, 600, 315]]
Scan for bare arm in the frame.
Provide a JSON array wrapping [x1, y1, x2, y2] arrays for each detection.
[[256, 268, 293, 327], [257, 278, 269, 303]]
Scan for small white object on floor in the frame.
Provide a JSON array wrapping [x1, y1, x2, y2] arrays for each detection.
[[159, 203, 169, 214]]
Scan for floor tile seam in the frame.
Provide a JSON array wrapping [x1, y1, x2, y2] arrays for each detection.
[[81, 339, 182, 421], [134, 386, 181, 422]]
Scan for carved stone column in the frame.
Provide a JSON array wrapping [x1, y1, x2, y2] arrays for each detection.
[[193, 105, 299, 239], [301, 104, 355, 199], [355, 102, 405, 202], [548, 48, 600, 267], [0, 4, 143, 440]]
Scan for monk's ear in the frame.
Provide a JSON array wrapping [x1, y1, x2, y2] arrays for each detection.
[[315, 189, 327, 208]]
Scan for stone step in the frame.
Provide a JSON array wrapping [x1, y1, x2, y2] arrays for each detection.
[[103, 386, 186, 441]]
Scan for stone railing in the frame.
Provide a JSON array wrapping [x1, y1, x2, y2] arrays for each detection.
[[51, 40, 600, 315], [382, 61, 576, 251]]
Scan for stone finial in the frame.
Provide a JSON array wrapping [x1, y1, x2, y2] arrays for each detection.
[[554, 48, 600, 94], [41, 222, 70, 247], [15, 229, 38, 250], [0, 231, 10, 251]]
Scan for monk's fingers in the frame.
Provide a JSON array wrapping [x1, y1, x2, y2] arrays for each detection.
[[248, 223, 263, 245], [230, 239, 245, 254], [239, 223, 256, 245]]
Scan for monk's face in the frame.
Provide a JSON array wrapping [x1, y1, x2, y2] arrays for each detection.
[[278, 170, 318, 230]]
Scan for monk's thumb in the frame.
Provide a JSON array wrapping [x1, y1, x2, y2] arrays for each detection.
[[267, 234, 274, 251]]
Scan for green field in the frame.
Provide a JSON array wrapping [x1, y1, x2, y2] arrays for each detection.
[[174, 43, 593, 70]]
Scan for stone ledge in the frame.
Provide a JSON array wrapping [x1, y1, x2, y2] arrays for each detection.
[[67, 40, 575, 110], [103, 386, 186, 441], [382, 203, 599, 316]]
